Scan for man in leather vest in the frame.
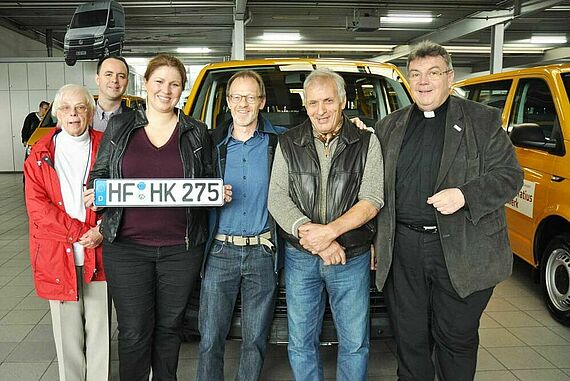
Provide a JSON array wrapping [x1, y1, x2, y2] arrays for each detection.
[[269, 68, 383, 381], [374, 41, 523, 381]]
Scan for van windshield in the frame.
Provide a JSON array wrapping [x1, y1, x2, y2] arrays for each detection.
[[70, 10, 108, 28], [190, 65, 411, 130]]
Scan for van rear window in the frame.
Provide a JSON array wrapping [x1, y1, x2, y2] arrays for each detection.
[[70, 10, 108, 28]]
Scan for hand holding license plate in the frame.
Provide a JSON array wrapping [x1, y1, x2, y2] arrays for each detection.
[[93, 178, 224, 207]]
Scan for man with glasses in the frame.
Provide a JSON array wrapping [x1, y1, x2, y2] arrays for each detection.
[[197, 70, 285, 381], [21, 101, 49, 145], [93, 55, 130, 132], [374, 40, 523, 380]]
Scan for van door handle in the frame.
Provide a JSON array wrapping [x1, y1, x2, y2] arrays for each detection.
[[551, 175, 565, 182]]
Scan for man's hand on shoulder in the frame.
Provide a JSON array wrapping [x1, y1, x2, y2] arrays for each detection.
[[427, 188, 465, 215], [298, 222, 337, 253], [350, 117, 375, 133]]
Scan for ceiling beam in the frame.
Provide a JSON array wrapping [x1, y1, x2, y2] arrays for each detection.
[[542, 46, 570, 62], [371, 0, 566, 63]]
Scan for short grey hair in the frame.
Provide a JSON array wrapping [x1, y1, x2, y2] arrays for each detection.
[[52, 84, 96, 117], [303, 68, 346, 102], [407, 40, 453, 72]]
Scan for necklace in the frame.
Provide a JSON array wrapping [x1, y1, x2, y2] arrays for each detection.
[[316, 128, 341, 158]]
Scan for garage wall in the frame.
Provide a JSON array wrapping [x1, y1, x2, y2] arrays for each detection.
[[0, 59, 100, 172], [0, 26, 63, 58]]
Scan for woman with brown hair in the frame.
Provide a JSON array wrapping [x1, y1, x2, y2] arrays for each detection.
[[85, 54, 212, 380]]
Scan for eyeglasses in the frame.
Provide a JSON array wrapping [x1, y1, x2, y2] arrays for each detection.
[[228, 94, 262, 104], [408, 69, 453, 82], [58, 104, 89, 114]]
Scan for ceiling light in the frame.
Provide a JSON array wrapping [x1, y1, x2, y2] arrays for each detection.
[[247, 44, 394, 52], [381, 14, 433, 24], [261, 32, 301, 42], [176, 47, 211, 54], [530, 36, 567, 44]]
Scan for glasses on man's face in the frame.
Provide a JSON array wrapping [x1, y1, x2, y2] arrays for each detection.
[[58, 104, 89, 114], [228, 94, 262, 104], [408, 69, 453, 82]]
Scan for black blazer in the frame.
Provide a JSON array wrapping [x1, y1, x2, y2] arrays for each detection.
[[374, 96, 523, 298]]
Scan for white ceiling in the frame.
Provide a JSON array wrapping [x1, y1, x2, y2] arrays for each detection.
[[1, 0, 569, 72]]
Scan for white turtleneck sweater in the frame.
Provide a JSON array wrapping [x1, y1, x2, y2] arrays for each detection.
[[54, 128, 91, 266]]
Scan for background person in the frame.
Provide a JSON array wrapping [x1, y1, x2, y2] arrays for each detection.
[[197, 70, 284, 381], [268, 68, 383, 381], [93, 55, 130, 132], [21, 100, 49, 145], [85, 54, 212, 381], [24, 84, 109, 381], [374, 40, 523, 381]]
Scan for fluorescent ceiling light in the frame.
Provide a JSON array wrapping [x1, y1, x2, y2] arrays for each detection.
[[530, 36, 567, 44], [247, 44, 394, 52], [261, 32, 301, 41], [176, 47, 211, 54], [381, 14, 433, 24]]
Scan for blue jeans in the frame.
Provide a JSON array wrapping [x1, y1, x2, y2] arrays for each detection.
[[197, 241, 277, 381], [285, 243, 370, 381]]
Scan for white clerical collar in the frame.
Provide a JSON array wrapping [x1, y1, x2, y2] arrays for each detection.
[[423, 110, 435, 118]]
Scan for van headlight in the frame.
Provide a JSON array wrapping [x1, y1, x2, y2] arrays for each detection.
[[94, 36, 104, 43]]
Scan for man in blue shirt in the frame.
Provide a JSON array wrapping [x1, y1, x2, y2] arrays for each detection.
[[197, 71, 285, 381]]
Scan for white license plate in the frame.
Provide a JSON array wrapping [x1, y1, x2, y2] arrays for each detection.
[[93, 178, 224, 207], [76, 51, 87, 56]]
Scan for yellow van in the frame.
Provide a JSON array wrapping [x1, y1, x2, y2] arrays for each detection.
[[25, 95, 144, 157], [453, 64, 570, 325], [182, 58, 412, 343]]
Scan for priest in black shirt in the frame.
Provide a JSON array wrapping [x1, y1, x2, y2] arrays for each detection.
[[374, 41, 523, 381]]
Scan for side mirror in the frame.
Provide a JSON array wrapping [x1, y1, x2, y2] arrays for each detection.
[[510, 123, 557, 151], [109, 18, 115, 28]]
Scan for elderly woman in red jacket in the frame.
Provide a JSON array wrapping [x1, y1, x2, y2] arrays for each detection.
[[24, 84, 109, 381]]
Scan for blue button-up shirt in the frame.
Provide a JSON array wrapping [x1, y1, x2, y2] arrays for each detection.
[[217, 126, 270, 236]]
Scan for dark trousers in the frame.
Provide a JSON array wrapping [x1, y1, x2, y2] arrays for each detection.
[[103, 240, 203, 381], [384, 225, 493, 381]]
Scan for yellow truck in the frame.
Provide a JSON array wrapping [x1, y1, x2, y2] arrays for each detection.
[[453, 64, 570, 325]]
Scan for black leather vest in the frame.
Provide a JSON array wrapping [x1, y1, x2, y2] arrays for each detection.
[[278, 117, 375, 257]]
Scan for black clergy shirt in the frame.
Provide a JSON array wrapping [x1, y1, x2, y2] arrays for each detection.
[[395, 97, 449, 226]]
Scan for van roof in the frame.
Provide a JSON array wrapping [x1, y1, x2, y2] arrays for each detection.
[[454, 63, 570, 87], [199, 57, 401, 71], [75, 0, 122, 12]]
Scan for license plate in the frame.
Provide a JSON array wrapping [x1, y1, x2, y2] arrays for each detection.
[[76, 51, 87, 56], [93, 178, 224, 207]]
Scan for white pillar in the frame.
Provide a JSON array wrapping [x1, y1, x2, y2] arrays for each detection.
[[490, 23, 504, 74]]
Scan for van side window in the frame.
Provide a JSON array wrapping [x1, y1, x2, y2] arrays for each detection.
[[510, 78, 557, 140], [455, 79, 512, 111]]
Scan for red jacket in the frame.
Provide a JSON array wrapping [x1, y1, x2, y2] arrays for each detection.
[[24, 128, 105, 301]]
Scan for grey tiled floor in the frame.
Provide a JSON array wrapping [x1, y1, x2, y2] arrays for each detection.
[[1, 173, 569, 380]]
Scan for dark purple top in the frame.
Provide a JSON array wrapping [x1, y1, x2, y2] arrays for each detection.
[[120, 125, 187, 246]]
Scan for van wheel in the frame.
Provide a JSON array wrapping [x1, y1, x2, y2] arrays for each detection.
[[540, 233, 570, 326], [104, 40, 110, 56], [65, 58, 76, 66]]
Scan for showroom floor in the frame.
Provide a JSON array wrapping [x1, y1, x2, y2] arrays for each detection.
[[0, 173, 569, 381]]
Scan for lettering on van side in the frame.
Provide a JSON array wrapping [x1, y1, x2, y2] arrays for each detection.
[[505, 179, 535, 218]]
